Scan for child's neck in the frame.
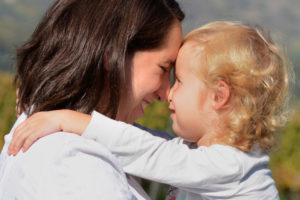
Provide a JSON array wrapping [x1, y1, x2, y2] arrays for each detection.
[[195, 111, 227, 147], [196, 129, 225, 147]]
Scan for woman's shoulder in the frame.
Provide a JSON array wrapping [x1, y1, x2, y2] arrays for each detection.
[[36, 131, 121, 166]]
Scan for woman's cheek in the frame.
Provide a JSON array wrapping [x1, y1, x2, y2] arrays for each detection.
[[153, 76, 164, 91]]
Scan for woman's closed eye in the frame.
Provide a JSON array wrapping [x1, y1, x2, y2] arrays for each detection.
[[160, 66, 168, 73]]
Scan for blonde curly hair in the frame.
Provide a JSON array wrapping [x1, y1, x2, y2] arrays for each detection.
[[184, 21, 293, 152]]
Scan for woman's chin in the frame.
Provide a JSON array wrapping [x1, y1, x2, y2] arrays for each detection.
[[125, 110, 144, 124]]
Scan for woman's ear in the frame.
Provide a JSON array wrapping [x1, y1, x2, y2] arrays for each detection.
[[212, 80, 230, 110]]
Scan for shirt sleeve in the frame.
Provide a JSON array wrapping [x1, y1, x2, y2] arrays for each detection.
[[83, 111, 243, 193]]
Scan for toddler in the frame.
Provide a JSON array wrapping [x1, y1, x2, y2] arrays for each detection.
[[9, 21, 292, 200]]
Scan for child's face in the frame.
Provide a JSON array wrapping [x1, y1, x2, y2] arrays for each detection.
[[168, 42, 213, 143]]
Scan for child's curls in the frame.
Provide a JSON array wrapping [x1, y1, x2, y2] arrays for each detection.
[[184, 21, 293, 152]]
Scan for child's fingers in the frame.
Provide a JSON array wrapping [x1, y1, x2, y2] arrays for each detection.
[[7, 111, 62, 156], [13, 131, 33, 155], [22, 134, 38, 153], [8, 124, 24, 154], [8, 134, 25, 156], [8, 123, 31, 155]]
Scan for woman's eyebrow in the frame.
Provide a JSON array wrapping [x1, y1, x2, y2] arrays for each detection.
[[162, 60, 175, 70], [165, 59, 177, 66], [163, 59, 172, 64]]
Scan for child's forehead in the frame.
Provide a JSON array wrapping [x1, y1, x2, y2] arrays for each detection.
[[175, 41, 207, 74], [178, 42, 206, 66], [180, 41, 206, 60]]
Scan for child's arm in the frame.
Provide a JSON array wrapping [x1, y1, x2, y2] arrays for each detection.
[[8, 110, 90, 155], [9, 110, 242, 191], [83, 111, 242, 189], [8, 110, 173, 155]]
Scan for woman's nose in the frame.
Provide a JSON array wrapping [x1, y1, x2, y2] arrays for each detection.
[[167, 86, 174, 103], [156, 75, 171, 102]]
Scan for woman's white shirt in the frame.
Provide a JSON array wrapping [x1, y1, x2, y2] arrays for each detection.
[[0, 113, 140, 200]]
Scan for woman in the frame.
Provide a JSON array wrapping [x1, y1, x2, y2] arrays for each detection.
[[15, 0, 184, 123], [1, 0, 184, 199]]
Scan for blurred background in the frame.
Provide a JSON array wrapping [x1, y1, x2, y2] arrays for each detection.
[[0, 0, 299, 199]]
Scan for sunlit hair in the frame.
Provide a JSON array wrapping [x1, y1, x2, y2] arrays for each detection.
[[184, 21, 293, 152]]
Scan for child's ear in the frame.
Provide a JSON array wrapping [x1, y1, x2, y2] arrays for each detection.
[[212, 80, 230, 110]]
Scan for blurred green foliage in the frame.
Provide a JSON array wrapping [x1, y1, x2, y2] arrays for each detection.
[[0, 72, 16, 148], [270, 112, 300, 199], [0, 72, 300, 199], [136, 100, 172, 131]]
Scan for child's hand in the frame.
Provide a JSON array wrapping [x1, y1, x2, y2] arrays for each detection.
[[8, 111, 63, 156], [7, 110, 91, 156]]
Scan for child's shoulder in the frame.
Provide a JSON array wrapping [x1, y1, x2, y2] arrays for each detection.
[[201, 144, 269, 160], [200, 144, 270, 175]]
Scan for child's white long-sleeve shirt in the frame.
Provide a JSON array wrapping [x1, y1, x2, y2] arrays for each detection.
[[83, 111, 279, 200]]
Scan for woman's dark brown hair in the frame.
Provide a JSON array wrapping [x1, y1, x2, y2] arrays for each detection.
[[15, 0, 184, 118]]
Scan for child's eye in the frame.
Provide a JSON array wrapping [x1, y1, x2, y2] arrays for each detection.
[[175, 76, 181, 83]]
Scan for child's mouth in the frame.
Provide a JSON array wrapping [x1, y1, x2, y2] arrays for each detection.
[[168, 106, 175, 119]]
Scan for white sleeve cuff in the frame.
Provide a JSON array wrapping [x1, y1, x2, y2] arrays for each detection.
[[82, 111, 121, 146]]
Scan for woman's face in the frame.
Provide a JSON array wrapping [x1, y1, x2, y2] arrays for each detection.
[[119, 21, 182, 124]]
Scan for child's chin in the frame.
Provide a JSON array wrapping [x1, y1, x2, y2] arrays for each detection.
[[171, 123, 180, 135]]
